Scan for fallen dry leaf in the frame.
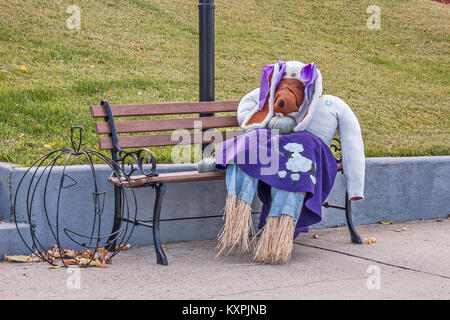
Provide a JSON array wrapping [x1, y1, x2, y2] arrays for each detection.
[[4, 254, 32, 263], [76, 257, 108, 268], [312, 234, 319, 239], [379, 220, 394, 225], [402, 227, 408, 231], [101, 249, 108, 260], [78, 258, 91, 266], [43, 142, 56, 149], [436, 218, 444, 222], [363, 237, 376, 245], [116, 243, 131, 251], [93, 260, 108, 268], [64, 249, 78, 259], [30, 253, 43, 262], [19, 65, 27, 71]]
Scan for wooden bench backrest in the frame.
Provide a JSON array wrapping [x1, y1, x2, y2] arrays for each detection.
[[90, 101, 240, 150]]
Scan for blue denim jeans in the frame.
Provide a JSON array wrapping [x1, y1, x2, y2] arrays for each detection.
[[226, 164, 259, 206], [226, 164, 305, 224]]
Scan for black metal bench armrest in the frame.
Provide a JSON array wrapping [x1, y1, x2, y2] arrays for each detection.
[[100, 100, 158, 178], [116, 148, 158, 178]]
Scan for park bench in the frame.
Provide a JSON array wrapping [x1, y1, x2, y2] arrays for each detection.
[[90, 100, 362, 265]]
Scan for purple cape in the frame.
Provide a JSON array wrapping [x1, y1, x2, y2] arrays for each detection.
[[216, 129, 337, 238]]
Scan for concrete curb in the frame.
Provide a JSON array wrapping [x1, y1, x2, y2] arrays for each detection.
[[0, 162, 16, 221], [0, 156, 449, 258]]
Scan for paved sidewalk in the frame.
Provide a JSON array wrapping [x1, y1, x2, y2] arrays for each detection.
[[0, 219, 449, 300]]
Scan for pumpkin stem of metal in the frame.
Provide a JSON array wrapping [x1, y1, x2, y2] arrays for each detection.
[[70, 126, 83, 153]]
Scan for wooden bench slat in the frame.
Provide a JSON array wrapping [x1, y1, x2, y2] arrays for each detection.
[[108, 170, 225, 186], [97, 130, 241, 150], [108, 164, 341, 187], [95, 116, 239, 134], [90, 101, 239, 118]]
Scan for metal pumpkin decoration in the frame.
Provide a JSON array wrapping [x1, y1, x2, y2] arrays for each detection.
[[12, 126, 137, 267]]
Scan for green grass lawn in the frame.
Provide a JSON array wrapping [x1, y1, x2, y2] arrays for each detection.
[[0, 0, 449, 165]]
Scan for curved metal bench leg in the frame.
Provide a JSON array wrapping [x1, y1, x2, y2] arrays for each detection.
[[153, 183, 168, 265], [345, 192, 362, 244]]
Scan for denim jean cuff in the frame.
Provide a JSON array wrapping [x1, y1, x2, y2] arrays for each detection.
[[237, 190, 256, 206]]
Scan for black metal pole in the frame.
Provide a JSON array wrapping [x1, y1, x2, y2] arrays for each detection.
[[198, 0, 215, 153], [198, 0, 215, 105]]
